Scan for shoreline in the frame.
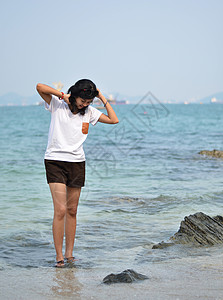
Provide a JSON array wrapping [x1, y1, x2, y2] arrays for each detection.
[[1, 252, 223, 300]]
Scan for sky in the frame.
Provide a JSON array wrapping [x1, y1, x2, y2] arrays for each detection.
[[1, 0, 223, 102]]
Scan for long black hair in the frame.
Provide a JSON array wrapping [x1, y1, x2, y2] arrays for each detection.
[[67, 79, 99, 115]]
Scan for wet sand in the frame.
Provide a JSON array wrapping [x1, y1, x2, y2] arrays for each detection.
[[1, 253, 223, 300]]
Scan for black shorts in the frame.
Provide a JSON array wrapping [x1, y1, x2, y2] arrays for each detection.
[[44, 159, 85, 188]]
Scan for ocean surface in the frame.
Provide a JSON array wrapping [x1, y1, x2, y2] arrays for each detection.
[[0, 100, 223, 273]]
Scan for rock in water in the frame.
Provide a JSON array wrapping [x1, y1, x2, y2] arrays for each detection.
[[152, 212, 223, 249], [152, 241, 174, 249], [103, 269, 148, 284], [199, 149, 223, 158]]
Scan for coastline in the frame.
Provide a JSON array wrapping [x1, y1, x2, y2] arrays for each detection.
[[1, 252, 223, 300]]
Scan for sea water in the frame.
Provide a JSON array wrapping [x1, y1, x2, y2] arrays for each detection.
[[0, 102, 223, 272]]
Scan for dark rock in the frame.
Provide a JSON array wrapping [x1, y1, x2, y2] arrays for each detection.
[[199, 149, 223, 158], [152, 212, 223, 249], [103, 269, 148, 284]]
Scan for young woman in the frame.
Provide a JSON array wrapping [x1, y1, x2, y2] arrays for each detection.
[[36, 79, 119, 267]]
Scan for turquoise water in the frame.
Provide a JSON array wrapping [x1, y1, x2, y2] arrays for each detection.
[[0, 103, 223, 270]]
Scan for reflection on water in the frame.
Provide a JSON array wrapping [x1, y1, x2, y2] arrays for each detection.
[[51, 268, 82, 299]]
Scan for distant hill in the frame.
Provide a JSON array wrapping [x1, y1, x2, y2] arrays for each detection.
[[199, 92, 223, 104], [0, 93, 41, 106]]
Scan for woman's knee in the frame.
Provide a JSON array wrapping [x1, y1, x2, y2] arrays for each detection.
[[54, 205, 66, 220]]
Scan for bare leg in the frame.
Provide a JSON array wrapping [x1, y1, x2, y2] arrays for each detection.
[[49, 183, 67, 263], [65, 186, 81, 259]]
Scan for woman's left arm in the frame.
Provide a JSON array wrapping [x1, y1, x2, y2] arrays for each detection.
[[97, 89, 119, 124]]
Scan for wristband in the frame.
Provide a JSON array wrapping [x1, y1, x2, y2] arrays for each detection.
[[59, 92, 64, 100], [104, 100, 108, 107]]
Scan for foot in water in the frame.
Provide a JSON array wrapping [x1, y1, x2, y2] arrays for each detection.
[[65, 257, 78, 263], [55, 260, 65, 268]]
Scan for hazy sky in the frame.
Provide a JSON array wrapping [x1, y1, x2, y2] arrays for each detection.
[[1, 0, 223, 102]]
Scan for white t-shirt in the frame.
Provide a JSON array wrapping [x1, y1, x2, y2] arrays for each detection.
[[44, 95, 102, 162]]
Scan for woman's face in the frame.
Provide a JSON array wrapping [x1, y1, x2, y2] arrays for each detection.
[[75, 97, 93, 109]]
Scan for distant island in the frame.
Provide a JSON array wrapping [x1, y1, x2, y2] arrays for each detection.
[[197, 91, 223, 104]]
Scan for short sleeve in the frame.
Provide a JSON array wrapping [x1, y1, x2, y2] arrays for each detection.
[[89, 106, 103, 125], [45, 95, 61, 113]]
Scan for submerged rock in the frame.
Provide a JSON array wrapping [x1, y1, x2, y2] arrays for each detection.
[[152, 212, 223, 249], [199, 149, 223, 158], [103, 269, 148, 284], [152, 241, 174, 249]]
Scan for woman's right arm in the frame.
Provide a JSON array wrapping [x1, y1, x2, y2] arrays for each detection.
[[36, 83, 68, 105]]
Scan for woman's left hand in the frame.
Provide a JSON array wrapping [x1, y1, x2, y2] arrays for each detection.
[[96, 88, 103, 100]]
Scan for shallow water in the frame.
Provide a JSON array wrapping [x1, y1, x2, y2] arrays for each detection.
[[0, 102, 223, 273]]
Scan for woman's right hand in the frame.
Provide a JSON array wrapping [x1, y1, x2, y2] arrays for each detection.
[[63, 94, 71, 105]]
